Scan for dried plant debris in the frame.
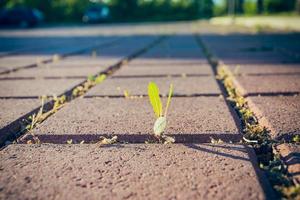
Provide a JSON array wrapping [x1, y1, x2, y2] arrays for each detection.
[[210, 137, 224, 144], [216, 64, 299, 199], [217, 65, 269, 144], [148, 81, 175, 144], [97, 136, 118, 147], [72, 74, 106, 97]]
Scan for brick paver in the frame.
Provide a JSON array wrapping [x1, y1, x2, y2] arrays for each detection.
[[0, 65, 104, 78], [0, 55, 49, 72], [0, 79, 84, 97], [0, 99, 40, 142], [227, 64, 300, 75], [25, 97, 240, 143], [86, 76, 221, 96], [247, 96, 300, 139], [113, 65, 213, 76], [129, 58, 208, 66], [233, 75, 300, 96], [0, 144, 273, 200]]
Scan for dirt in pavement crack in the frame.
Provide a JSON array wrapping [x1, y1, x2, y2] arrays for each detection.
[[195, 34, 300, 199]]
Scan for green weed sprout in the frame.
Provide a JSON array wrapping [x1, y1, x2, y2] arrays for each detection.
[[148, 82, 175, 144]]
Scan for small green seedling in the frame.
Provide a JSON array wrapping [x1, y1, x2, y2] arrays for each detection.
[[148, 82, 175, 143], [292, 135, 300, 143]]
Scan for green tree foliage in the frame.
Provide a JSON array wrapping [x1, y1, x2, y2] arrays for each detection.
[[264, 0, 296, 13], [1, 0, 214, 22], [1, 0, 298, 22], [296, 0, 300, 13], [1, 0, 91, 22]]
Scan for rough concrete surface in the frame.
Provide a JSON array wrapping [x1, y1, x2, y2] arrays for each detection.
[[227, 64, 300, 75], [129, 58, 208, 66], [247, 96, 300, 139], [0, 55, 49, 72], [0, 79, 84, 97], [49, 57, 120, 68], [28, 97, 240, 143], [0, 144, 273, 200], [0, 66, 104, 78], [112, 65, 213, 76], [86, 76, 221, 96], [0, 99, 40, 134], [233, 75, 300, 96]]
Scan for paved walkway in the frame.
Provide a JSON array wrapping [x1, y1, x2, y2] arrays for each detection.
[[0, 22, 299, 199]]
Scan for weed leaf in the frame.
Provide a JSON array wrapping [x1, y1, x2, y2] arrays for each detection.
[[148, 82, 162, 118], [164, 83, 173, 117]]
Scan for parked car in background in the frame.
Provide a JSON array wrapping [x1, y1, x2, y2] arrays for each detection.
[[0, 7, 43, 28], [82, 5, 110, 23]]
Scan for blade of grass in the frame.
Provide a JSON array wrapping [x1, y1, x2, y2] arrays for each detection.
[[148, 82, 162, 118], [164, 83, 173, 117]]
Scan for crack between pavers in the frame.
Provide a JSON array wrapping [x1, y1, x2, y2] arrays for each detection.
[[194, 35, 244, 137], [20, 133, 242, 144], [0, 36, 167, 148], [0, 38, 121, 75], [195, 34, 299, 199]]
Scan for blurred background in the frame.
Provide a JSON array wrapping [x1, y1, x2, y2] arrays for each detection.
[[0, 0, 299, 27]]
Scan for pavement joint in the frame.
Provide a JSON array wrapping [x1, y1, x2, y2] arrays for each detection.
[[194, 35, 244, 135]]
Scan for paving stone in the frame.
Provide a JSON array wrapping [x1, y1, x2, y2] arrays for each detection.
[[0, 99, 40, 143], [247, 96, 300, 139], [112, 65, 213, 77], [228, 64, 300, 75], [220, 53, 291, 64], [0, 66, 105, 78], [0, 79, 84, 97], [233, 75, 300, 96], [0, 55, 49, 72], [201, 35, 299, 64], [27, 97, 240, 143], [274, 143, 300, 184], [0, 143, 274, 200], [140, 36, 205, 59], [86, 77, 221, 96], [49, 56, 120, 68], [129, 58, 208, 66]]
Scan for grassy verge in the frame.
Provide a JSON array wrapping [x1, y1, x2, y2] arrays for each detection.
[[210, 15, 300, 32]]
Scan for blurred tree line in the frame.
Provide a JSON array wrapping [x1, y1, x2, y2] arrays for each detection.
[[215, 0, 300, 16], [0, 0, 214, 22], [0, 0, 299, 23]]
